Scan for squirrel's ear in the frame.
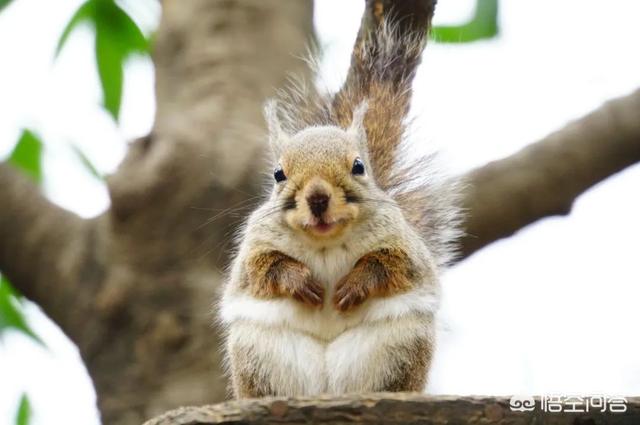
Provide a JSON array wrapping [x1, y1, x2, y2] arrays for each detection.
[[348, 100, 368, 139], [264, 99, 288, 158], [348, 100, 369, 153]]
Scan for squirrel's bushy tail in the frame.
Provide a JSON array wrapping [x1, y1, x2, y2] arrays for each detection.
[[275, 2, 462, 266], [333, 21, 425, 186]]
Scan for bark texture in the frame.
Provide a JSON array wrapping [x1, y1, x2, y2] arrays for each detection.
[[99, 2, 315, 422], [143, 394, 640, 425], [2, 0, 640, 424]]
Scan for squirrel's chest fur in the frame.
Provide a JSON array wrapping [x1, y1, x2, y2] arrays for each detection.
[[221, 233, 439, 340]]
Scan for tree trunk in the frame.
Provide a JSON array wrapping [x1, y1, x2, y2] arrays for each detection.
[[95, 1, 315, 422]]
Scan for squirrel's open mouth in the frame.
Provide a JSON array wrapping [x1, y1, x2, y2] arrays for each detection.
[[305, 217, 346, 235], [312, 221, 335, 234]]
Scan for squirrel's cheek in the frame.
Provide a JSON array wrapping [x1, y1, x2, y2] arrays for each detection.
[[337, 209, 357, 225], [334, 202, 360, 222], [284, 210, 304, 231], [350, 205, 360, 221]]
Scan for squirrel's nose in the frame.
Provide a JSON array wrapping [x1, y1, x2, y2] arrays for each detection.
[[307, 193, 330, 218]]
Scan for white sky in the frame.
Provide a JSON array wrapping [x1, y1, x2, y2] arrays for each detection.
[[1, 0, 640, 423]]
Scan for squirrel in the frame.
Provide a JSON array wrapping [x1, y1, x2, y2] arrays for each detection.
[[219, 16, 461, 398]]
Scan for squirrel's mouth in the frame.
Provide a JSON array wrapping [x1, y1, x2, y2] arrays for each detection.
[[312, 220, 335, 234], [304, 217, 346, 236]]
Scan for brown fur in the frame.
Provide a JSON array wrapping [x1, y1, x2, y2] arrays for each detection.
[[381, 333, 433, 391], [229, 343, 273, 398], [333, 82, 411, 190], [245, 250, 324, 307], [333, 247, 417, 312]]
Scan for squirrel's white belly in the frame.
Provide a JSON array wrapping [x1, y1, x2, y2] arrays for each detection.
[[226, 312, 433, 395]]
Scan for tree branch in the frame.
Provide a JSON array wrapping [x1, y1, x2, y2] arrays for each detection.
[[459, 88, 640, 260], [144, 394, 640, 425], [0, 163, 100, 337]]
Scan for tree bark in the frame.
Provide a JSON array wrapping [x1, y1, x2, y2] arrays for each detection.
[[2, 0, 640, 424], [0, 163, 97, 338], [143, 394, 640, 425], [96, 1, 315, 422]]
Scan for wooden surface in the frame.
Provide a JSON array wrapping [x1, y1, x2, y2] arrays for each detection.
[[144, 393, 640, 425]]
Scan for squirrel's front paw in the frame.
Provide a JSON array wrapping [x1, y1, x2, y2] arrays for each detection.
[[281, 265, 324, 308], [333, 270, 370, 312]]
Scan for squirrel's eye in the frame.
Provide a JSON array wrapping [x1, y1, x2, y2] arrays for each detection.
[[351, 158, 365, 176], [274, 166, 287, 183]]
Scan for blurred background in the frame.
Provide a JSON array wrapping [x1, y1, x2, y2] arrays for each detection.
[[1, 0, 639, 423]]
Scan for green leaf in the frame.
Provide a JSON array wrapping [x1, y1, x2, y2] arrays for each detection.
[[71, 144, 104, 180], [95, 0, 150, 119], [0, 277, 44, 346], [55, 0, 150, 121], [9, 130, 43, 184], [0, 0, 14, 12], [55, 0, 97, 57], [95, 0, 149, 54], [15, 394, 31, 425], [432, 0, 499, 43], [95, 27, 125, 120]]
